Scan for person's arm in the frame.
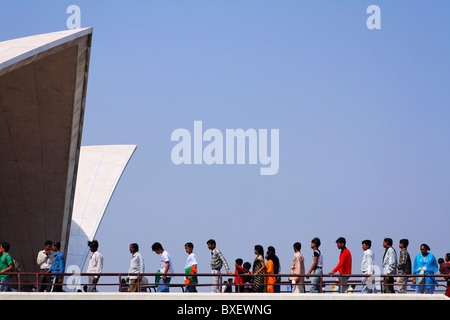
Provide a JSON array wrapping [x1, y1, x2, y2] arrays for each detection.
[[289, 255, 298, 281], [258, 259, 266, 274], [163, 261, 170, 280], [331, 251, 346, 274], [36, 251, 46, 266], [93, 254, 103, 282], [367, 253, 374, 275], [398, 250, 405, 271], [138, 255, 144, 281], [58, 256, 66, 283], [218, 251, 233, 275], [307, 256, 318, 275], [429, 254, 439, 274]]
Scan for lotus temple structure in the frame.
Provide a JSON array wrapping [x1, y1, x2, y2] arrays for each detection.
[[0, 27, 136, 276]]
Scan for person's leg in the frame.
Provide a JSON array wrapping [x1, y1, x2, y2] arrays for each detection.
[[0, 278, 11, 292], [211, 270, 220, 293], [340, 276, 348, 293], [310, 268, 322, 293], [396, 275, 408, 293], [291, 280, 299, 293], [157, 277, 171, 292], [129, 279, 137, 292]]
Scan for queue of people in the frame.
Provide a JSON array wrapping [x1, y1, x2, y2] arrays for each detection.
[[124, 237, 449, 295], [0, 237, 448, 296]]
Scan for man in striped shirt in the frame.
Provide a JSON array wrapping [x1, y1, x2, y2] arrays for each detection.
[[207, 239, 233, 293]]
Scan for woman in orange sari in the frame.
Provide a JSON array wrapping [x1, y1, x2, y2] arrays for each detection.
[[266, 250, 276, 293]]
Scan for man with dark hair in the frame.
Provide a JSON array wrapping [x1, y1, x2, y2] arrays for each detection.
[[207, 239, 232, 293], [0, 242, 14, 292], [86, 240, 103, 292], [307, 237, 323, 293], [329, 237, 352, 293], [382, 237, 397, 293], [127, 243, 144, 292], [36, 240, 54, 292], [48, 242, 65, 292], [396, 239, 411, 293], [361, 240, 376, 293], [184, 242, 198, 293], [152, 242, 174, 292], [289, 242, 305, 293]]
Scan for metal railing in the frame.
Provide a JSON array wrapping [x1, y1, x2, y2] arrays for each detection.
[[2, 272, 449, 294]]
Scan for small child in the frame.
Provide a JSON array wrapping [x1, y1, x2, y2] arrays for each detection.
[[243, 262, 252, 292], [234, 258, 246, 292]]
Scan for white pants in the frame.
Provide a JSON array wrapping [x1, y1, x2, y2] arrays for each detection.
[[211, 269, 221, 293], [291, 280, 305, 293]]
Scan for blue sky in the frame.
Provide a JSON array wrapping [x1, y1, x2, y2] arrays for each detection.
[[1, 1, 449, 291]]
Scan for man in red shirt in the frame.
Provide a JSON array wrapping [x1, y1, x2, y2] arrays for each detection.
[[329, 237, 352, 293]]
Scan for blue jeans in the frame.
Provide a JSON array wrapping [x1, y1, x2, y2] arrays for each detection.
[[157, 277, 171, 292], [0, 278, 12, 292], [310, 268, 322, 293]]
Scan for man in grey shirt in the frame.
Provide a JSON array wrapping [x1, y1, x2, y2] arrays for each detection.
[[207, 239, 232, 293], [382, 238, 397, 293]]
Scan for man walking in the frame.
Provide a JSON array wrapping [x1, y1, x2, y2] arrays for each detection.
[[329, 237, 352, 293], [184, 242, 198, 293], [152, 242, 174, 292], [207, 239, 233, 293], [306, 237, 323, 293], [0, 242, 14, 292], [127, 243, 144, 292], [289, 242, 305, 293], [48, 242, 65, 292], [86, 240, 103, 292], [396, 239, 411, 293], [361, 240, 376, 293], [382, 238, 397, 293], [36, 240, 54, 292]]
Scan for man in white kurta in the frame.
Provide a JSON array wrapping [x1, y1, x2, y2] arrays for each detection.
[[289, 242, 305, 293], [86, 240, 103, 292], [361, 240, 376, 293]]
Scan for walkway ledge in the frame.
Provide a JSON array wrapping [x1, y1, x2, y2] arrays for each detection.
[[0, 292, 448, 300]]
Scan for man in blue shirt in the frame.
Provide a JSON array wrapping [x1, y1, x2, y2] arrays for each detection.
[[47, 242, 65, 292]]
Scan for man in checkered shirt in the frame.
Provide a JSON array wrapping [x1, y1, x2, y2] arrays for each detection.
[[207, 239, 233, 292]]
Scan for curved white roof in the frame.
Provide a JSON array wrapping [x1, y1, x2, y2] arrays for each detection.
[[0, 28, 93, 273], [67, 145, 137, 272]]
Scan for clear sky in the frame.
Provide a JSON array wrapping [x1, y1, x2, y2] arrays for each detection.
[[1, 1, 449, 291]]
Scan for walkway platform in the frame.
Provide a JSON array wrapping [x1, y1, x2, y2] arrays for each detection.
[[0, 292, 448, 300]]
